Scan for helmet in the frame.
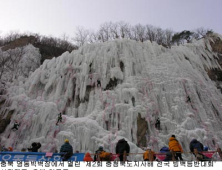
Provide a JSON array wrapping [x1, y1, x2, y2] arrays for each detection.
[[204, 146, 209, 151], [99, 146, 103, 150], [64, 139, 69, 143]]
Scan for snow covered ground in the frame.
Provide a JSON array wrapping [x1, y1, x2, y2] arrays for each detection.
[[1, 34, 222, 161]]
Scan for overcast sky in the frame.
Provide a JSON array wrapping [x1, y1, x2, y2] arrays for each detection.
[[0, 0, 221, 38]]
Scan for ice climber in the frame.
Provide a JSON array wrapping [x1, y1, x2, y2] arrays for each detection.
[[56, 113, 62, 124], [11, 121, 20, 131], [60, 139, 73, 161], [116, 138, 130, 161], [168, 135, 183, 160], [186, 96, 191, 103], [28, 142, 41, 152], [155, 117, 160, 130]]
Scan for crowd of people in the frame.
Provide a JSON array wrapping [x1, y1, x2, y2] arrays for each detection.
[[85, 136, 222, 162], [1, 133, 222, 161], [141, 135, 222, 162]]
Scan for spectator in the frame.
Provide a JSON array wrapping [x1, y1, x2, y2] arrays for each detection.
[[116, 138, 130, 161], [83, 152, 93, 161], [60, 139, 73, 161], [28, 142, 41, 152], [168, 135, 183, 160]]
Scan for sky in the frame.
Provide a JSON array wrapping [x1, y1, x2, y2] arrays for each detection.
[[0, 0, 221, 39]]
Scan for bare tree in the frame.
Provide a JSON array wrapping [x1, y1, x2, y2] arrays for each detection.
[[110, 22, 119, 39], [164, 29, 173, 48], [72, 26, 90, 46], [4, 30, 21, 44], [97, 22, 112, 42], [88, 30, 99, 44], [0, 50, 8, 79], [145, 25, 157, 42], [131, 24, 146, 42], [0, 45, 41, 81], [193, 27, 213, 40], [3, 47, 24, 81], [156, 27, 164, 45], [118, 21, 131, 39]]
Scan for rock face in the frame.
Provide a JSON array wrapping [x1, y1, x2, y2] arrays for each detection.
[[0, 110, 13, 133], [1, 34, 222, 160], [137, 113, 148, 147], [207, 35, 222, 92]]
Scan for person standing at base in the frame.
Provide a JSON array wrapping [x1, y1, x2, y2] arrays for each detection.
[[28, 142, 41, 152], [94, 146, 104, 161], [143, 147, 156, 161], [189, 139, 204, 153], [115, 138, 130, 161], [83, 152, 93, 161], [168, 135, 183, 160], [212, 147, 222, 161], [60, 139, 73, 161]]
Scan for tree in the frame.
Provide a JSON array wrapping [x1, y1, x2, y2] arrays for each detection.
[[156, 27, 164, 45], [172, 30, 194, 45], [118, 21, 131, 39], [145, 25, 157, 42], [164, 29, 174, 48], [0, 45, 41, 81], [72, 26, 90, 47], [97, 22, 112, 42], [193, 27, 213, 39], [110, 22, 119, 39]]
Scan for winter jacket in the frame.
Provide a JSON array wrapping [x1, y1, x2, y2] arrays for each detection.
[[60, 142, 73, 153], [94, 148, 103, 161], [168, 137, 183, 152], [189, 139, 203, 152], [143, 150, 156, 161], [28, 143, 41, 152], [83, 153, 93, 161], [116, 139, 130, 155]]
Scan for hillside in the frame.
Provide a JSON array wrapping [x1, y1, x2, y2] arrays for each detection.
[[1, 35, 77, 64]]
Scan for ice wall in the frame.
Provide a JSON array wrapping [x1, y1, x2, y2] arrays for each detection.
[[1, 35, 222, 160]]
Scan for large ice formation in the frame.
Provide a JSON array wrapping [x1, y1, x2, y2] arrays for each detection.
[[1, 34, 222, 161]]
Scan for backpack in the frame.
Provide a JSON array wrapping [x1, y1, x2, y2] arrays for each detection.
[[99, 151, 111, 161]]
